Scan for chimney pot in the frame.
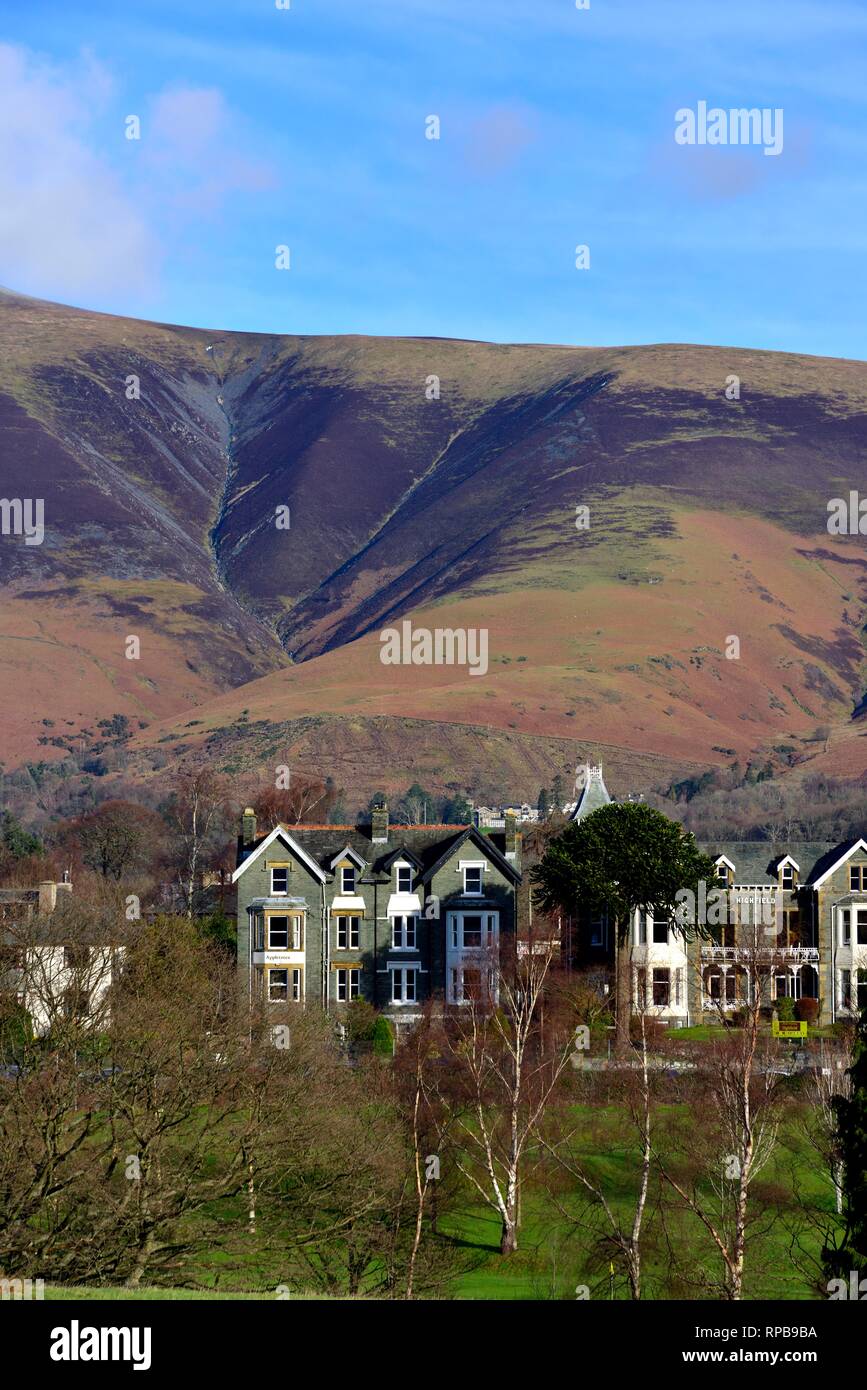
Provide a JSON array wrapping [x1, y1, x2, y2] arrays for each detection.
[[371, 801, 389, 844]]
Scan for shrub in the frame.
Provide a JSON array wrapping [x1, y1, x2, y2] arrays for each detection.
[[345, 999, 377, 1043], [372, 1015, 394, 1057], [795, 996, 819, 1024], [776, 995, 796, 1022]]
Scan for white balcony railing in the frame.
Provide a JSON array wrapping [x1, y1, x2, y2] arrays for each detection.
[[700, 945, 819, 964]]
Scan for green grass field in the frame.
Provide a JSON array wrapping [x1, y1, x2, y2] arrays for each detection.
[[35, 1097, 834, 1303]]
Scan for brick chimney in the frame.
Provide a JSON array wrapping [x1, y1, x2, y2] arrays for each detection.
[[504, 811, 521, 866], [242, 806, 257, 847], [371, 800, 389, 844]]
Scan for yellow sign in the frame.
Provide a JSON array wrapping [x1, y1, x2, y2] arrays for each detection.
[[772, 1018, 807, 1038]]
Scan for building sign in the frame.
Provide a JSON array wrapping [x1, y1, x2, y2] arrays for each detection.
[[772, 1018, 807, 1038]]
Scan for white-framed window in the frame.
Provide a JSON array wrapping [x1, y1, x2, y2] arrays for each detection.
[[392, 915, 416, 949], [841, 909, 851, 946], [290, 967, 303, 1002], [841, 969, 852, 1011], [268, 916, 288, 949], [462, 864, 484, 895], [268, 969, 288, 1003], [253, 914, 264, 951], [391, 967, 417, 1004], [716, 861, 733, 887], [396, 863, 413, 893], [780, 863, 796, 890], [590, 912, 605, 947], [858, 908, 867, 945], [652, 967, 670, 1006], [449, 912, 498, 951], [707, 971, 736, 1004], [651, 915, 668, 946], [270, 866, 289, 895], [449, 963, 485, 1005], [335, 915, 359, 950], [850, 865, 866, 891], [336, 967, 359, 1002], [341, 865, 356, 894], [267, 915, 303, 950]]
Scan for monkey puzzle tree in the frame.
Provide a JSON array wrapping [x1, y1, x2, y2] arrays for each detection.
[[531, 803, 716, 1056]]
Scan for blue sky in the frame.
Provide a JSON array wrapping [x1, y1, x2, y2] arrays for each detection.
[[1, 0, 866, 356]]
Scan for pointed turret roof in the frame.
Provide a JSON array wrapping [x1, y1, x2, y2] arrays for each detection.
[[570, 765, 612, 821]]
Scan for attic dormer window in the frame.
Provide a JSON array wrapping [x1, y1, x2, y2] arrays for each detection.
[[716, 862, 732, 887], [850, 865, 865, 892], [396, 864, 413, 893], [271, 867, 289, 896], [341, 865, 356, 894], [781, 863, 797, 890], [463, 864, 484, 895]]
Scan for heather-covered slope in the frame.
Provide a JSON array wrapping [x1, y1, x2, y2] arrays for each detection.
[[1, 288, 865, 802]]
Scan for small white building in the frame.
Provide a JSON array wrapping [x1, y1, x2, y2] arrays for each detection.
[[0, 879, 114, 1037]]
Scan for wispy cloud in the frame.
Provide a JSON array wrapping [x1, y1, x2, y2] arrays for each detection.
[[0, 43, 158, 297], [0, 45, 278, 306], [143, 85, 277, 216]]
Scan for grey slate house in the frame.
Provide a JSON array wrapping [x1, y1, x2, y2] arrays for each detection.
[[232, 802, 521, 1030], [560, 767, 867, 1026]]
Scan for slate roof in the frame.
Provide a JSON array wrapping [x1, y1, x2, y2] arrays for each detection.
[[698, 841, 841, 886], [570, 767, 612, 821], [237, 822, 521, 882]]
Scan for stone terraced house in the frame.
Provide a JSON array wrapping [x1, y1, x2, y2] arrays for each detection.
[[234, 771, 866, 1034], [232, 802, 521, 1033], [568, 766, 867, 1027]]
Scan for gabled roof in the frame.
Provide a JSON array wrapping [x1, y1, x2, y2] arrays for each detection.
[[698, 841, 842, 887], [772, 853, 800, 872], [232, 826, 327, 884], [418, 825, 521, 886], [809, 839, 867, 888], [329, 846, 366, 872], [380, 846, 424, 872], [234, 821, 517, 881], [570, 766, 612, 821]]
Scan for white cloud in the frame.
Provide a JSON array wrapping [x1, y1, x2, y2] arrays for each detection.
[[142, 85, 276, 217], [0, 44, 159, 299], [0, 49, 277, 307]]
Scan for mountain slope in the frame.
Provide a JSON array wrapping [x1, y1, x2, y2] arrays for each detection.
[[1, 289, 865, 802]]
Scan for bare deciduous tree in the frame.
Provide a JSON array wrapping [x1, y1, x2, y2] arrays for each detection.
[[163, 767, 230, 917], [658, 929, 788, 1299], [431, 939, 574, 1255]]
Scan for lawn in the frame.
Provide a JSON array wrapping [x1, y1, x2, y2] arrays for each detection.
[[38, 1098, 836, 1302], [441, 1099, 833, 1301]]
